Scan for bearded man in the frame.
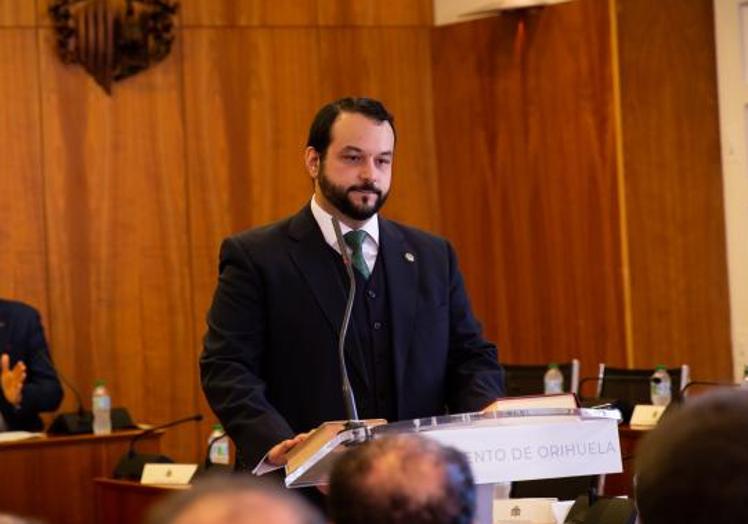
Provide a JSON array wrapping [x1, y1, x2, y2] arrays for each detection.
[[200, 97, 504, 476]]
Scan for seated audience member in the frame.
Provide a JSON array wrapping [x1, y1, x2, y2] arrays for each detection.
[[145, 475, 324, 524], [635, 389, 748, 524], [328, 434, 476, 524], [0, 299, 63, 431]]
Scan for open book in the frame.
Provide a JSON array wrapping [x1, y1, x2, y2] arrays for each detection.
[[285, 419, 387, 486], [483, 392, 578, 413]]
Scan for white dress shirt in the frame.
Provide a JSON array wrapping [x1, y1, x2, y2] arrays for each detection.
[[310, 196, 380, 273]]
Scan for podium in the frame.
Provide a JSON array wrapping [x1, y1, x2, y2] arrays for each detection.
[[284, 408, 622, 524]]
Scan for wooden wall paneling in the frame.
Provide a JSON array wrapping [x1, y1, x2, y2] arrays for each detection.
[[317, 27, 440, 232], [317, 0, 432, 27], [180, 0, 318, 27], [38, 32, 198, 461], [182, 27, 323, 445], [0, 30, 48, 317], [0, 1, 35, 26], [615, 0, 732, 379], [431, 0, 626, 377]]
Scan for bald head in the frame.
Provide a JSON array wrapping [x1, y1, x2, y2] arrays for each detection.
[[146, 475, 323, 524], [329, 434, 475, 524]]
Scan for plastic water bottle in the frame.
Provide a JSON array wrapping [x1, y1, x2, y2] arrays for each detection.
[[208, 424, 230, 465], [543, 363, 564, 394], [650, 365, 672, 406], [92, 380, 112, 435]]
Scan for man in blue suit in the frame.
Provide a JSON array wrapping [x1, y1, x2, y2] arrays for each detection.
[[200, 97, 505, 473], [0, 299, 63, 431]]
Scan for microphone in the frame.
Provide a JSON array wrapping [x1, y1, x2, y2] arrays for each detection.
[[578, 375, 664, 423], [330, 216, 364, 432], [679, 380, 739, 397], [113, 413, 203, 480], [37, 348, 135, 435]]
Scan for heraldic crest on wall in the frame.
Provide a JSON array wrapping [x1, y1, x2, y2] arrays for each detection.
[[49, 0, 179, 94]]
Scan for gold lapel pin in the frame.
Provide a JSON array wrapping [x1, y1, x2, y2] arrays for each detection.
[[404, 252, 415, 263]]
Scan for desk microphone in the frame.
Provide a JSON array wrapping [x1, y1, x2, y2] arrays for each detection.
[[113, 413, 203, 480], [577, 375, 661, 393], [331, 216, 366, 435], [578, 375, 664, 423]]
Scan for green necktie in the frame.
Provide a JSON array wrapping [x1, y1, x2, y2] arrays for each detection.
[[344, 230, 371, 279]]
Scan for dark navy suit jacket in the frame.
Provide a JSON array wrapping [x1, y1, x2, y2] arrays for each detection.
[[0, 300, 63, 431], [200, 205, 505, 467]]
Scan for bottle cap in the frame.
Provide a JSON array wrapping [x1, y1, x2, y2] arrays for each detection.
[[94, 379, 106, 387], [655, 364, 666, 371], [548, 363, 559, 369], [212, 424, 223, 431]]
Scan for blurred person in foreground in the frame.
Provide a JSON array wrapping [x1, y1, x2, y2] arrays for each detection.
[[145, 475, 324, 524], [328, 434, 476, 524], [635, 389, 748, 524]]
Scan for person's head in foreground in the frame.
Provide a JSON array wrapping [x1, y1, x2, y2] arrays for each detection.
[[635, 389, 748, 524], [145, 474, 324, 524], [328, 434, 476, 524]]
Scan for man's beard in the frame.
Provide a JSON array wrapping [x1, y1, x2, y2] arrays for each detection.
[[318, 166, 389, 221]]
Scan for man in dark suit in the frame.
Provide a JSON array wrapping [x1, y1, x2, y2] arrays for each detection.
[[200, 97, 504, 473], [0, 299, 63, 431]]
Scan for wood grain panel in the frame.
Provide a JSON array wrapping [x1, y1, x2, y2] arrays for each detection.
[[318, 0, 432, 26], [182, 28, 323, 445], [616, 0, 732, 379], [0, 0, 34, 26], [0, 430, 161, 524], [432, 0, 626, 377], [181, 0, 317, 27], [0, 29, 48, 317], [181, 0, 432, 27], [38, 31, 198, 462], [317, 27, 439, 231]]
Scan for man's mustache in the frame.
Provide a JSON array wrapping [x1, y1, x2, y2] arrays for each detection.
[[347, 183, 381, 195]]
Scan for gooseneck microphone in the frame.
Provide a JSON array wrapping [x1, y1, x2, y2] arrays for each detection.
[[113, 413, 203, 479], [331, 216, 364, 431]]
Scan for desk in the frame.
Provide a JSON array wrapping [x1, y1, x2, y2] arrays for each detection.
[[94, 478, 187, 524], [604, 425, 650, 496], [0, 430, 162, 524]]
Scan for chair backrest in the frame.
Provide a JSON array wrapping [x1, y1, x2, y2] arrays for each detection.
[[503, 359, 580, 396], [596, 364, 690, 404]]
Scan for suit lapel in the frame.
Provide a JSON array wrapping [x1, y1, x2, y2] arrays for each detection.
[[287, 206, 370, 392], [380, 219, 418, 410]]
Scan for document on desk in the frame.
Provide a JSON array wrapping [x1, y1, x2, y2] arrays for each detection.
[[0, 431, 44, 443]]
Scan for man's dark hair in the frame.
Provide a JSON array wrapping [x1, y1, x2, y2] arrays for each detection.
[[306, 97, 395, 160], [635, 389, 748, 524], [328, 434, 476, 524], [145, 474, 324, 524]]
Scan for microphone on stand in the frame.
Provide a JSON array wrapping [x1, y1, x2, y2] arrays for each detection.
[[112, 413, 203, 480], [331, 216, 369, 439], [577, 375, 664, 423], [38, 348, 135, 435]]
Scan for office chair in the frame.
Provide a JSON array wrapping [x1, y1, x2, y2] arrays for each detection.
[[503, 359, 580, 396]]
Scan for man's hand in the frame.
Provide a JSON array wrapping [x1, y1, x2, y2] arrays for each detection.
[[1, 353, 27, 407], [267, 432, 310, 466]]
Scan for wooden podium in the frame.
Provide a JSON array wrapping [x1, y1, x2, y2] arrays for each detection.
[[94, 478, 187, 524], [0, 430, 162, 524]]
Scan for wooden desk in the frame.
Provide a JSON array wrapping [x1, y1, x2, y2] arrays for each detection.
[[604, 425, 651, 496], [0, 430, 162, 524], [94, 478, 187, 524]]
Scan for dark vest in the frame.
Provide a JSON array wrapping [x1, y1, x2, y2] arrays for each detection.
[[329, 246, 398, 422]]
